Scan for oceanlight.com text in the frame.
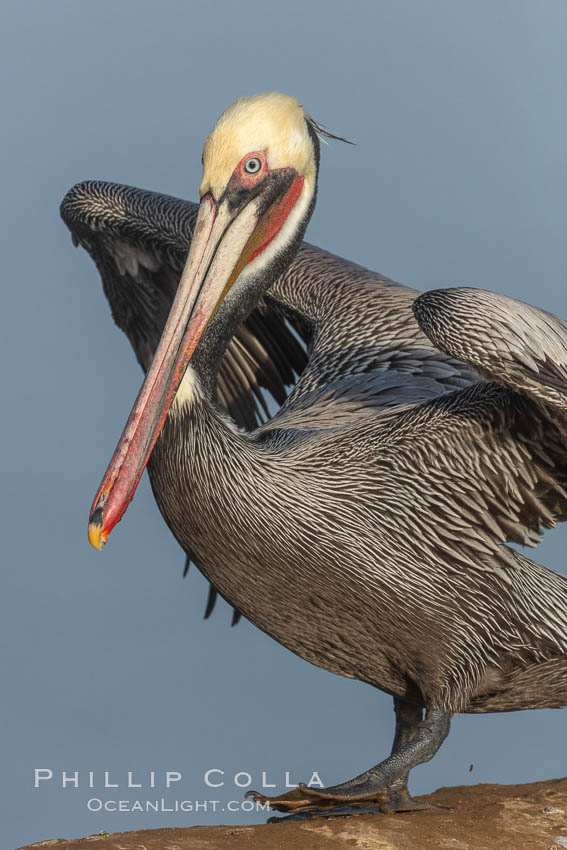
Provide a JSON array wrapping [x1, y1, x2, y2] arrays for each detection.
[[86, 797, 270, 813]]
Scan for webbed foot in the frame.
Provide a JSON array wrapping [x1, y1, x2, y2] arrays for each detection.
[[249, 782, 444, 822], [247, 706, 451, 821], [246, 782, 389, 816]]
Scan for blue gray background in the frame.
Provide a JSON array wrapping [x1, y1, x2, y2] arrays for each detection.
[[2, 1, 566, 847]]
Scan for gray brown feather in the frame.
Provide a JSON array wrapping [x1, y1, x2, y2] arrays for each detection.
[[63, 181, 567, 716]]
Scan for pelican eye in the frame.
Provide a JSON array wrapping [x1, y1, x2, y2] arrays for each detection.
[[244, 157, 262, 175]]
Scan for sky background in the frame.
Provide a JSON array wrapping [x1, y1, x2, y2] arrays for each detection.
[[2, 1, 567, 847]]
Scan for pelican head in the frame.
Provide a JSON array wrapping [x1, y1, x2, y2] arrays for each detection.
[[88, 93, 323, 549], [201, 92, 318, 205]]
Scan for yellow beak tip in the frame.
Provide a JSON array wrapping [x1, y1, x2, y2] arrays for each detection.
[[88, 523, 108, 551]]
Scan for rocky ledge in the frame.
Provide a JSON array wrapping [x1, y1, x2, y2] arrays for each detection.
[[16, 777, 567, 850]]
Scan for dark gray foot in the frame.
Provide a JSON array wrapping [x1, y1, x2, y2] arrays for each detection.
[[265, 786, 440, 822], [247, 706, 451, 817], [254, 783, 440, 821]]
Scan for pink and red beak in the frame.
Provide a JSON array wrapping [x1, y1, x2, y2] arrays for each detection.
[[88, 171, 304, 550]]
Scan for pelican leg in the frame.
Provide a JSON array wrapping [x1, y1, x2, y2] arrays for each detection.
[[248, 704, 450, 819], [383, 697, 431, 812]]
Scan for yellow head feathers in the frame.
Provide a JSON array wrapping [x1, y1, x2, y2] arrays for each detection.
[[200, 93, 317, 200]]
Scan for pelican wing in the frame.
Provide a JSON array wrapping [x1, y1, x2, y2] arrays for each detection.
[[414, 287, 567, 413], [259, 244, 478, 432], [334, 286, 567, 582], [63, 182, 479, 438], [254, 371, 449, 435], [60, 181, 307, 432], [265, 284, 567, 588]]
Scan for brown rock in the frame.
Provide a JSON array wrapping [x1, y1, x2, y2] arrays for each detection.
[[16, 778, 567, 850]]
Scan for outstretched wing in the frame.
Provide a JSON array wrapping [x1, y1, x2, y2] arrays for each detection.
[[361, 286, 567, 579], [414, 287, 567, 413], [61, 181, 307, 431]]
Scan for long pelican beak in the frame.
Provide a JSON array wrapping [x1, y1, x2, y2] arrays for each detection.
[[88, 171, 304, 550]]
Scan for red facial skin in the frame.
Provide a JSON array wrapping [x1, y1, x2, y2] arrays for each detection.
[[235, 150, 269, 189], [226, 151, 304, 266]]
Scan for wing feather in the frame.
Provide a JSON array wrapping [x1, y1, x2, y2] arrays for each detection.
[[61, 180, 308, 428], [413, 287, 567, 412]]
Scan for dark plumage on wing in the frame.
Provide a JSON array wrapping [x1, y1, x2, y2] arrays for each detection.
[[61, 180, 307, 428], [63, 92, 567, 818]]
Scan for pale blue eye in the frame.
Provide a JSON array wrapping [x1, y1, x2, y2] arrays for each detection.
[[244, 157, 261, 174]]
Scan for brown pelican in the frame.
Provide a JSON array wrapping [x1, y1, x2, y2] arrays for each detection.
[[63, 93, 567, 818]]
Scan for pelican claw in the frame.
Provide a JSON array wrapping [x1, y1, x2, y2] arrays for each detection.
[[245, 783, 390, 815]]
